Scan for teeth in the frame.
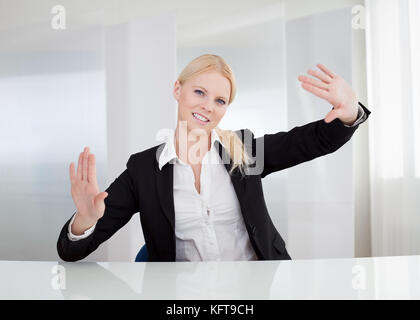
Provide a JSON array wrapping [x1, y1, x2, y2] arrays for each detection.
[[193, 113, 209, 122]]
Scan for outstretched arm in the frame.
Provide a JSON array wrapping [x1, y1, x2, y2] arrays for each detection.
[[57, 155, 140, 261], [247, 64, 371, 178]]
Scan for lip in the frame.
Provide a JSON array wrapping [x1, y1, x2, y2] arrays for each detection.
[[192, 112, 210, 124]]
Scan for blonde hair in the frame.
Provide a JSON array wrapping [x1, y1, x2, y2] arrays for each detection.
[[177, 54, 252, 176]]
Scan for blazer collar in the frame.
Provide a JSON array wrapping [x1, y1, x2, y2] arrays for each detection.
[[157, 128, 226, 170]]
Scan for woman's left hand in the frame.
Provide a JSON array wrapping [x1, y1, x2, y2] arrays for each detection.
[[298, 64, 359, 126]]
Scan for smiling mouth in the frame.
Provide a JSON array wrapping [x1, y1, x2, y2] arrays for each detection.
[[192, 112, 210, 123]]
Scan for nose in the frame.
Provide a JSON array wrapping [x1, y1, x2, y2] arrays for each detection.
[[201, 102, 214, 115]]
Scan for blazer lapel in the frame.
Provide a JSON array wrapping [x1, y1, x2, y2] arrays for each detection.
[[156, 152, 175, 231]]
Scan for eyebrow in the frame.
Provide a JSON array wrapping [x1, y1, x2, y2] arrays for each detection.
[[193, 86, 228, 102]]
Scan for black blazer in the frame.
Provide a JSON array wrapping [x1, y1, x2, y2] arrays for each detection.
[[57, 103, 371, 262]]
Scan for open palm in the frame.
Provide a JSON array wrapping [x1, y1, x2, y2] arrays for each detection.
[[69, 147, 108, 225], [298, 64, 358, 126]]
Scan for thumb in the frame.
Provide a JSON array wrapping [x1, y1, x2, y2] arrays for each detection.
[[101, 192, 109, 200], [94, 192, 108, 207], [324, 109, 341, 123]]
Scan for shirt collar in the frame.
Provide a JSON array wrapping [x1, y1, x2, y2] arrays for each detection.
[[158, 128, 225, 171]]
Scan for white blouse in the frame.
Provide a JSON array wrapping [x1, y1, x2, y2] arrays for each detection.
[[158, 128, 257, 261], [68, 128, 258, 261]]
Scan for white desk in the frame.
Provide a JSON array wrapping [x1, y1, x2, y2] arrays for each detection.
[[1, 255, 420, 299]]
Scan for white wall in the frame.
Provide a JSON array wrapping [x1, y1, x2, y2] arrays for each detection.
[[284, 0, 371, 258], [0, 26, 108, 261], [285, 8, 355, 259], [103, 14, 176, 261]]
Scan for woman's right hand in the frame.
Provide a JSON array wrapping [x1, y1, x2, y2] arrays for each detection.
[[69, 147, 108, 228]]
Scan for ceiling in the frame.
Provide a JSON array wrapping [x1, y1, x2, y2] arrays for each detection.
[[0, 0, 361, 51], [0, 0, 282, 30], [0, 0, 285, 51]]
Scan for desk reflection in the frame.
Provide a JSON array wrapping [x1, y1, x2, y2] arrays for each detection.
[[57, 260, 279, 300], [1, 256, 420, 299]]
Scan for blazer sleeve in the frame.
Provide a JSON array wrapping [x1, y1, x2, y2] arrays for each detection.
[[250, 102, 371, 178], [56, 154, 140, 262]]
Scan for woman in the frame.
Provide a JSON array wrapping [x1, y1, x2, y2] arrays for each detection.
[[57, 54, 371, 262]]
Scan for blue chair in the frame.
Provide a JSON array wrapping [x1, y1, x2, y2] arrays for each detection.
[[135, 244, 148, 262]]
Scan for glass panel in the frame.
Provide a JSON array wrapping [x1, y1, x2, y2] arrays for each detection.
[[0, 25, 107, 261]]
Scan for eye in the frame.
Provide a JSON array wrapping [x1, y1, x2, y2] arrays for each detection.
[[217, 99, 226, 105], [194, 89, 204, 95]]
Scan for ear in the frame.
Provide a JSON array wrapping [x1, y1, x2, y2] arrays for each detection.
[[173, 80, 181, 101]]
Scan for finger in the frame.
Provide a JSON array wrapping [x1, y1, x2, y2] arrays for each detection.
[[324, 109, 342, 123], [298, 75, 329, 91], [69, 162, 76, 184], [307, 69, 331, 84], [76, 152, 83, 180], [301, 82, 330, 101], [317, 64, 336, 79], [82, 147, 89, 181], [87, 153, 97, 185]]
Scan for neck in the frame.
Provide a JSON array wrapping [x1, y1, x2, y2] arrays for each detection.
[[174, 125, 212, 165]]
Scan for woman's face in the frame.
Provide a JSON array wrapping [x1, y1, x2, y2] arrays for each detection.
[[173, 71, 231, 134]]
